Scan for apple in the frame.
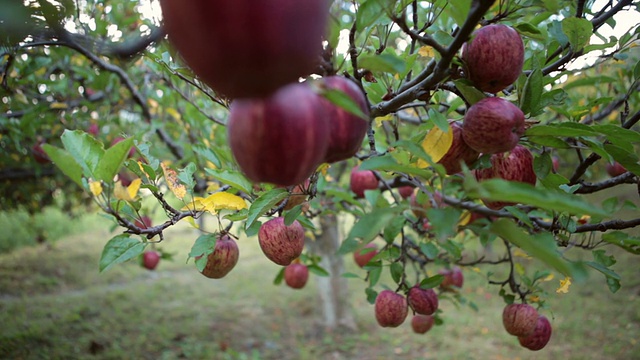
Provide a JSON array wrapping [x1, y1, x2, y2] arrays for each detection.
[[606, 162, 627, 177], [353, 243, 378, 268], [258, 217, 305, 266], [411, 314, 435, 334], [518, 315, 552, 351], [461, 24, 524, 93], [437, 121, 479, 175], [398, 185, 414, 199], [375, 290, 408, 328], [410, 191, 443, 219], [110, 137, 136, 158], [142, 251, 160, 270], [87, 123, 99, 137], [462, 97, 525, 154], [284, 263, 309, 289], [319, 76, 370, 163], [159, 0, 329, 98], [502, 303, 539, 336], [439, 267, 464, 290], [134, 215, 152, 229], [350, 166, 378, 198], [407, 286, 439, 316], [32, 142, 50, 164], [200, 234, 239, 279], [473, 145, 537, 210], [552, 157, 560, 172], [228, 83, 329, 186], [117, 171, 133, 187]]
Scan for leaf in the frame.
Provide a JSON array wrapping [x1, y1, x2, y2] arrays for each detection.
[[320, 88, 368, 120], [190, 192, 248, 214], [417, 123, 453, 167], [345, 207, 403, 244], [356, 0, 385, 30], [178, 163, 197, 191], [519, 68, 543, 116], [161, 162, 186, 200], [273, 267, 285, 285], [60, 129, 105, 179], [189, 234, 216, 273], [205, 168, 253, 194], [114, 178, 141, 202], [358, 52, 406, 75], [454, 79, 486, 105], [601, 231, 640, 254], [99, 235, 146, 272], [308, 264, 330, 277], [490, 219, 587, 280], [514, 23, 544, 40], [41, 144, 83, 187], [420, 274, 444, 289], [96, 137, 133, 182], [561, 17, 593, 51], [525, 122, 599, 137], [359, 154, 433, 179], [284, 205, 303, 226], [89, 179, 103, 197], [390, 262, 403, 283], [556, 276, 572, 294], [245, 188, 289, 230]]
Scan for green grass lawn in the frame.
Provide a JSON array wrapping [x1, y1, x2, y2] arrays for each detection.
[[1, 219, 639, 360]]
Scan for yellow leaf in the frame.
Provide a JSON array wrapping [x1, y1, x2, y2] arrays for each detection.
[[185, 216, 200, 229], [114, 178, 141, 202], [513, 248, 532, 259], [418, 46, 435, 58], [166, 108, 181, 121], [375, 114, 394, 127], [514, 263, 525, 276], [49, 102, 68, 109], [458, 210, 471, 226], [542, 273, 555, 282], [529, 295, 540, 303], [184, 197, 208, 212], [200, 192, 247, 213], [317, 163, 330, 176], [89, 180, 103, 197], [417, 125, 453, 167], [206, 182, 220, 193], [556, 276, 572, 294], [471, 267, 481, 273], [161, 162, 186, 200]]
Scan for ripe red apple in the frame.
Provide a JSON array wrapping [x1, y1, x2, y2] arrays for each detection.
[[135, 215, 152, 229], [606, 162, 627, 177], [407, 286, 439, 316], [398, 185, 414, 199], [411, 314, 435, 334], [284, 263, 309, 289], [32, 142, 50, 164], [319, 76, 370, 163], [410, 191, 443, 219], [502, 303, 539, 336], [473, 145, 536, 210], [142, 251, 161, 270], [518, 315, 552, 351], [87, 123, 99, 137], [110, 137, 136, 158], [375, 290, 408, 328], [437, 121, 479, 175], [258, 217, 305, 266], [228, 83, 329, 186], [200, 235, 239, 279], [439, 267, 464, 290], [461, 24, 524, 93], [159, 0, 328, 98], [353, 243, 378, 268], [462, 97, 525, 154], [350, 166, 378, 198]]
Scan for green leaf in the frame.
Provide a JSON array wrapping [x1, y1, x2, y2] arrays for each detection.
[[42, 144, 84, 187], [205, 168, 253, 194], [60, 129, 105, 179], [358, 154, 433, 179], [562, 17, 593, 51], [99, 235, 146, 272], [273, 267, 285, 285], [526, 122, 599, 137], [601, 231, 640, 254], [419, 242, 439, 260], [520, 69, 543, 116], [603, 144, 640, 176], [188, 234, 216, 258], [426, 208, 461, 241], [420, 274, 444, 289], [514, 23, 545, 40], [178, 163, 197, 191], [320, 88, 368, 120], [308, 264, 330, 277], [367, 262, 383, 287], [356, 0, 385, 30], [465, 178, 609, 217], [345, 207, 404, 243], [390, 262, 403, 283], [284, 204, 303, 226], [454, 79, 486, 105], [245, 188, 289, 230], [365, 287, 378, 304], [490, 219, 587, 280], [193, 145, 221, 168], [96, 137, 133, 182], [358, 52, 406, 75]]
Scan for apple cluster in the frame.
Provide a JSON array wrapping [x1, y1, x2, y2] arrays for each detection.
[[502, 303, 553, 351]]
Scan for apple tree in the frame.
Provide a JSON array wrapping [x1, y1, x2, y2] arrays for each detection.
[[2, 0, 640, 349]]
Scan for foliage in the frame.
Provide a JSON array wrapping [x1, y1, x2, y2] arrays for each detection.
[[1, 0, 640, 348]]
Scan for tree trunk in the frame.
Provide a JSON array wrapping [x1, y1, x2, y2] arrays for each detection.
[[308, 213, 357, 332]]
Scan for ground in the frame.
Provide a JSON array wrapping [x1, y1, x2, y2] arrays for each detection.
[[1, 216, 639, 360]]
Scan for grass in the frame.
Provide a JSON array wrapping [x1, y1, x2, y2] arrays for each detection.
[[0, 218, 639, 360]]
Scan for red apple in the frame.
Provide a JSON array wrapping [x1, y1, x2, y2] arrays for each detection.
[[32, 142, 50, 164], [552, 157, 560, 172], [375, 290, 408, 328], [398, 185, 414, 199], [407, 286, 439, 316], [518, 315, 552, 351], [437, 121, 479, 175], [353, 243, 378, 268], [110, 137, 136, 158], [606, 162, 627, 177], [284, 263, 309, 289], [200, 234, 239, 279], [87, 123, 99, 137], [350, 166, 378, 198], [135, 215, 152, 229], [142, 251, 160, 270], [159, 0, 328, 98], [228, 83, 329, 186], [411, 314, 435, 334], [473, 145, 536, 210], [319, 76, 370, 163], [258, 217, 305, 266], [461, 24, 524, 93], [439, 267, 464, 290], [502, 303, 539, 336], [462, 97, 525, 154]]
